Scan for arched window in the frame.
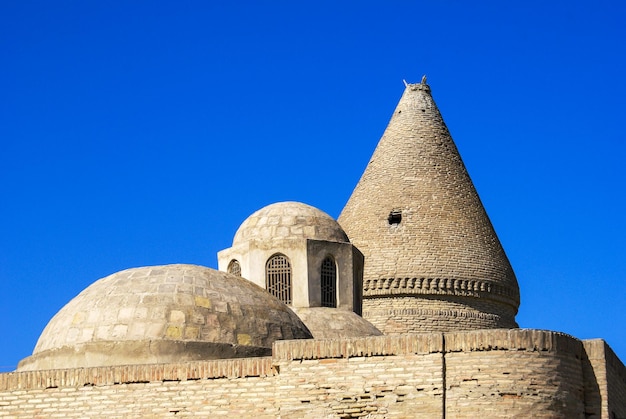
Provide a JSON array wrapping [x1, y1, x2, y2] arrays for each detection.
[[321, 256, 337, 308], [227, 259, 241, 276], [266, 254, 292, 304]]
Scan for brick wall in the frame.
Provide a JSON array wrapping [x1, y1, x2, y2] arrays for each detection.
[[0, 358, 277, 418], [583, 339, 626, 419], [445, 329, 585, 418], [0, 330, 622, 418], [363, 295, 518, 334], [271, 334, 444, 418]]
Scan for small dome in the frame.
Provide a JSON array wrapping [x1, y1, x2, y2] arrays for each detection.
[[18, 264, 311, 371], [290, 307, 383, 339], [233, 201, 349, 246]]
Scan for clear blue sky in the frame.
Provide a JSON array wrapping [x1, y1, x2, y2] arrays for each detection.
[[1, 1, 624, 371]]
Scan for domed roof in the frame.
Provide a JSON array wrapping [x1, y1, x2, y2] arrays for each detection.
[[18, 264, 312, 371], [233, 201, 349, 246]]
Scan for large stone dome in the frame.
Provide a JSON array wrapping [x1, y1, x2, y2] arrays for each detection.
[[18, 264, 312, 371], [233, 201, 349, 245]]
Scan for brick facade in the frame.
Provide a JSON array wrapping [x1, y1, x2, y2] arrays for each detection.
[[2, 330, 624, 418]]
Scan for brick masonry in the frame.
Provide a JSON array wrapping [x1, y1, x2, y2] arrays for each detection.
[[2, 330, 624, 418], [338, 83, 519, 333], [583, 340, 626, 419], [18, 265, 312, 371], [363, 295, 518, 334], [3, 82, 624, 419]]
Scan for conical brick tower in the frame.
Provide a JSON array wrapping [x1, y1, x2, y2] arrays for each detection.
[[338, 80, 520, 334]]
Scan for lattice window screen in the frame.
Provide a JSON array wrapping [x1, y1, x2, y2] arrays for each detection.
[[321, 256, 337, 308], [227, 260, 241, 276], [266, 254, 292, 304]]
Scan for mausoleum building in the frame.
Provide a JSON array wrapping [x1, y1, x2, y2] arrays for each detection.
[[1, 79, 624, 418]]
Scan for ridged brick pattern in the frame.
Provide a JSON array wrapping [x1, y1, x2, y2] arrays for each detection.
[[339, 82, 520, 333], [363, 295, 518, 333], [0, 357, 274, 391], [272, 333, 443, 361], [444, 329, 582, 354]]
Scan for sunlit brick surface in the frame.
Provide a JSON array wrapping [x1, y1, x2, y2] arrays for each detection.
[[339, 83, 519, 332]]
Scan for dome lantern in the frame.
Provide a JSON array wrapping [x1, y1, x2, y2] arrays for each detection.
[[218, 202, 364, 315]]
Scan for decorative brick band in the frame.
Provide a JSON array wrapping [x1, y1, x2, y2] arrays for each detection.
[[363, 277, 520, 307], [362, 307, 503, 322], [272, 330, 580, 363], [0, 357, 274, 391], [444, 329, 582, 356], [272, 334, 444, 362]]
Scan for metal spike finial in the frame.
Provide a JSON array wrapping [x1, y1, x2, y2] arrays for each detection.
[[421, 75, 427, 84], [403, 79, 408, 87]]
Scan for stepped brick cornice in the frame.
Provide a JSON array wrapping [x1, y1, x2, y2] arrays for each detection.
[[363, 276, 518, 308]]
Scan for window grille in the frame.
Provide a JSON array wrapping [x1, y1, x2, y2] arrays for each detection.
[[227, 260, 241, 276], [321, 256, 337, 308], [266, 254, 292, 304]]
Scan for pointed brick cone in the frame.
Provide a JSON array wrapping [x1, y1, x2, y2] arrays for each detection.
[[338, 81, 520, 333]]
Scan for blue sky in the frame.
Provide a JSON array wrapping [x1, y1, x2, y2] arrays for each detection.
[[1, 1, 624, 371]]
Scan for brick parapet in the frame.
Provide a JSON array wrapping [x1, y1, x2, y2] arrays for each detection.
[[272, 333, 443, 362], [0, 357, 273, 391], [272, 329, 581, 363], [445, 329, 583, 356]]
